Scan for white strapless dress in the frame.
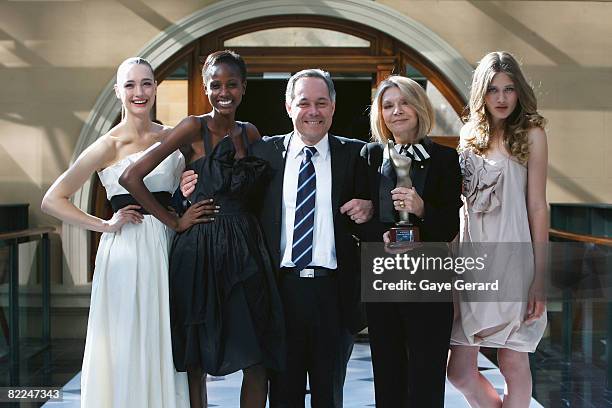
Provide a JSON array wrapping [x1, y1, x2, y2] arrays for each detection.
[[81, 144, 189, 408]]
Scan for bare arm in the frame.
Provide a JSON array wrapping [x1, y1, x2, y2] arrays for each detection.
[[119, 116, 209, 232], [41, 137, 143, 232], [244, 122, 262, 144], [233, 121, 262, 158], [526, 127, 548, 245], [525, 126, 548, 321]]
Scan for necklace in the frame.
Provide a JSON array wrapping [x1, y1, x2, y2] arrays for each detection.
[[223, 123, 236, 138]]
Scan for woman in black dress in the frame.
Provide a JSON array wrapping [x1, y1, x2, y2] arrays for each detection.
[[120, 50, 284, 408]]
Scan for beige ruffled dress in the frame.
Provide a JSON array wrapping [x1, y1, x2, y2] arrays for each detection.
[[450, 149, 546, 352]]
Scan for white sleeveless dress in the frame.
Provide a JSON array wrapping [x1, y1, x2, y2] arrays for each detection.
[[81, 144, 189, 407]]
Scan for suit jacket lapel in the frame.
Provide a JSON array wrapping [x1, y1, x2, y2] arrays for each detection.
[[329, 135, 347, 223], [379, 155, 397, 223], [270, 134, 288, 175], [269, 134, 289, 247]]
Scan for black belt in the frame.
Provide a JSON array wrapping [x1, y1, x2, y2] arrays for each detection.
[[282, 267, 336, 278], [110, 192, 172, 215]]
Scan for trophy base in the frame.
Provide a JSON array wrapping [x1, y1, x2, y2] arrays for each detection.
[[388, 225, 420, 247]]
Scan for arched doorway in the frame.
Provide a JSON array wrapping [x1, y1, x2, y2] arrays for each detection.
[[67, 0, 473, 285], [155, 15, 466, 140]]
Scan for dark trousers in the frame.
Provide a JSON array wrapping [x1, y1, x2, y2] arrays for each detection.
[[366, 302, 453, 408], [270, 274, 354, 408]]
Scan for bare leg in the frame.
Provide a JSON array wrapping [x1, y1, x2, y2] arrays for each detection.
[[201, 373, 208, 408], [187, 368, 205, 408], [240, 364, 268, 408], [447, 345, 502, 408], [498, 349, 532, 408]]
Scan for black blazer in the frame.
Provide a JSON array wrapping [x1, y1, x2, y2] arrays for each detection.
[[360, 138, 462, 243], [251, 133, 369, 334]]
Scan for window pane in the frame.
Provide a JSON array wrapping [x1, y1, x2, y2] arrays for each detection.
[[405, 63, 462, 136], [426, 83, 462, 136], [156, 64, 188, 127]]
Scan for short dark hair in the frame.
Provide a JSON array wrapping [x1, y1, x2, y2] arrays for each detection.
[[202, 50, 247, 82]]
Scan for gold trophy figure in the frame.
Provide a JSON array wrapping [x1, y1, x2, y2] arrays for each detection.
[[387, 140, 420, 244]]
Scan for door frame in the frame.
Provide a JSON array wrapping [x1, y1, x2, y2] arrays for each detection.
[[164, 15, 466, 119]]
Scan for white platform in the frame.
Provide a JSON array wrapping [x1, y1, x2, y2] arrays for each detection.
[[43, 343, 543, 407]]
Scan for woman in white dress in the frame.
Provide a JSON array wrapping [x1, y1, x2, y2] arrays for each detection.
[[447, 51, 548, 407], [41, 57, 211, 407]]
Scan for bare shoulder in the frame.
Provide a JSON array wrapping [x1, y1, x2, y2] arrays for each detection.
[[156, 124, 174, 141], [527, 126, 547, 153], [242, 121, 262, 143], [96, 131, 118, 151], [158, 115, 202, 137], [156, 116, 204, 157], [103, 122, 134, 151], [158, 122, 173, 132], [79, 132, 117, 171], [527, 126, 547, 143], [180, 115, 203, 131], [527, 126, 547, 165]]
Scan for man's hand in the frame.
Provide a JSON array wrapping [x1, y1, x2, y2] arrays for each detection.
[[180, 170, 198, 198], [340, 199, 373, 224]]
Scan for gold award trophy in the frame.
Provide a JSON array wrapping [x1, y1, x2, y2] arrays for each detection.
[[387, 140, 420, 244]]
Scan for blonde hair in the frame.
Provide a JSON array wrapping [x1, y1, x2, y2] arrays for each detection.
[[463, 51, 546, 165], [116, 57, 154, 84], [370, 76, 434, 144]]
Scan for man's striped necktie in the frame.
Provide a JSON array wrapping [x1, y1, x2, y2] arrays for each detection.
[[292, 146, 317, 270]]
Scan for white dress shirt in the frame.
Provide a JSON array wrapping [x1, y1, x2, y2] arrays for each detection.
[[280, 133, 337, 269]]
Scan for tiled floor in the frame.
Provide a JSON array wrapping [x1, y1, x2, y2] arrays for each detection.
[[41, 343, 543, 408], [530, 338, 612, 408], [5, 337, 612, 407]]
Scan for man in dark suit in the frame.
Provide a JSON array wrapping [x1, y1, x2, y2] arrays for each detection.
[[180, 68, 372, 407], [254, 69, 371, 407]]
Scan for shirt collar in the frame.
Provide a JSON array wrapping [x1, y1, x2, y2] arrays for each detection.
[[285, 132, 330, 160]]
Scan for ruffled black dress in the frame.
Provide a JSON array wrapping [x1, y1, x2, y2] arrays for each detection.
[[169, 119, 285, 376]]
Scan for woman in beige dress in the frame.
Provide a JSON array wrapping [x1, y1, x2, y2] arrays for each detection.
[[447, 52, 548, 407]]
